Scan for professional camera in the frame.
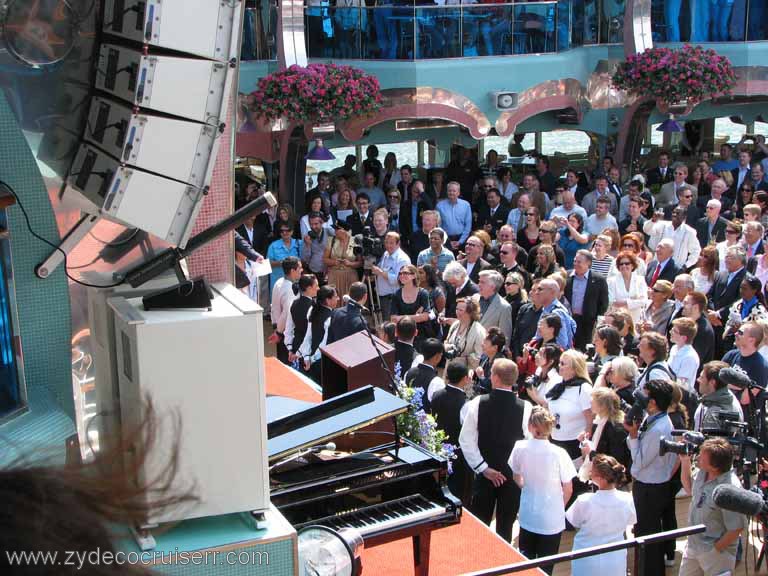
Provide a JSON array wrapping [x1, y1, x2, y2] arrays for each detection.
[[352, 226, 384, 269], [621, 387, 648, 426], [659, 430, 706, 457]]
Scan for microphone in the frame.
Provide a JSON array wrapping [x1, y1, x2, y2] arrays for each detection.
[[309, 442, 336, 453], [342, 294, 370, 314], [712, 484, 768, 517], [720, 366, 766, 391]]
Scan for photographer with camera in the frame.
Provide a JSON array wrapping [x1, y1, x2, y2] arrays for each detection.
[[694, 361, 744, 432], [370, 231, 411, 321], [678, 438, 746, 576], [624, 379, 678, 576], [301, 212, 329, 284], [520, 344, 562, 405]]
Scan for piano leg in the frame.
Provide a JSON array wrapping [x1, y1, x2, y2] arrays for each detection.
[[412, 531, 431, 576]]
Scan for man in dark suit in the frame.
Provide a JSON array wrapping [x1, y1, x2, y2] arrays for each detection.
[[476, 187, 510, 239], [399, 180, 434, 251], [443, 261, 479, 318], [394, 317, 420, 375], [407, 209, 439, 262], [458, 235, 493, 284], [695, 199, 729, 247], [348, 193, 374, 236], [750, 162, 768, 192], [565, 250, 609, 351], [708, 245, 748, 326], [327, 282, 369, 344], [742, 221, 765, 262], [730, 150, 752, 194], [565, 169, 590, 204], [645, 239, 681, 287], [646, 151, 674, 187]]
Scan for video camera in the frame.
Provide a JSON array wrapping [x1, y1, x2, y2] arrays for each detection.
[[659, 430, 707, 457], [353, 226, 384, 270]]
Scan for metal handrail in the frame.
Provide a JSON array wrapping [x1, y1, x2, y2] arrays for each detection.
[[461, 524, 706, 576]]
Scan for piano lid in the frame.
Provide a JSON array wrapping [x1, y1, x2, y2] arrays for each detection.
[[267, 385, 408, 462]]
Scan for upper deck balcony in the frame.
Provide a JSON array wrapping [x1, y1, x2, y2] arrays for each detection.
[[241, 0, 768, 63]]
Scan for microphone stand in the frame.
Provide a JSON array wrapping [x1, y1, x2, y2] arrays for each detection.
[[353, 305, 400, 457]]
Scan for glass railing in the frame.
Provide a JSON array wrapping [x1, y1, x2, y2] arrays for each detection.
[[239, 0, 768, 62], [241, 3, 278, 61], [304, 2, 565, 60], [651, 0, 767, 43]]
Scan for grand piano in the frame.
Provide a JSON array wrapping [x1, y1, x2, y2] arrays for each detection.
[[268, 386, 462, 576]]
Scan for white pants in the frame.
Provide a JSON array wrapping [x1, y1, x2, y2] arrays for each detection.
[[679, 544, 736, 576]]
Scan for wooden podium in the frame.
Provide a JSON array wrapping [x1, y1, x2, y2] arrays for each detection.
[[320, 331, 396, 400]]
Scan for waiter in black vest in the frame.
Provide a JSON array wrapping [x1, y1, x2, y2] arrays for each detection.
[[285, 275, 319, 364], [432, 360, 470, 503], [459, 358, 531, 542]]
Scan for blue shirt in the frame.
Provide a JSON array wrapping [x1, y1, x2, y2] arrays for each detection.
[[412, 202, 420, 233], [712, 158, 739, 174], [437, 199, 472, 243], [417, 246, 456, 273], [570, 272, 589, 316], [627, 412, 677, 484], [537, 299, 576, 349], [507, 208, 525, 233], [376, 248, 412, 296], [266, 238, 301, 290]]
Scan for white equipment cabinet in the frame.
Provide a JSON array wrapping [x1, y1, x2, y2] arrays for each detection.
[[108, 283, 269, 526]]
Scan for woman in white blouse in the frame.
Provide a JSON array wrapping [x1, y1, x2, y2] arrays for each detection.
[[690, 245, 718, 295], [716, 220, 742, 272], [529, 349, 593, 461], [510, 407, 576, 575], [607, 250, 648, 325], [566, 454, 636, 576]]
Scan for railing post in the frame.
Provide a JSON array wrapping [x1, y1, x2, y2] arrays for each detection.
[[633, 536, 646, 576]]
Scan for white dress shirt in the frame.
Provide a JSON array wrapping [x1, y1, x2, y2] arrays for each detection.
[[271, 277, 297, 333], [643, 219, 702, 268], [375, 247, 411, 296], [668, 344, 700, 391], [459, 391, 532, 474]]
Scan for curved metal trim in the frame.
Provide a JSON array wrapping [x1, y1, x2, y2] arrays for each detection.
[[339, 87, 492, 141], [623, 0, 653, 57], [277, 0, 307, 68], [494, 79, 584, 136]]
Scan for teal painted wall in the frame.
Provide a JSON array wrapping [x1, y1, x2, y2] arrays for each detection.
[[0, 92, 74, 462]]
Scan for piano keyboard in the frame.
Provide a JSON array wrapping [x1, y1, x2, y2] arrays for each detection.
[[300, 494, 445, 536]]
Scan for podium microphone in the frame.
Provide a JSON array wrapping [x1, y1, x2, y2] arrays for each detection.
[[342, 294, 370, 314]]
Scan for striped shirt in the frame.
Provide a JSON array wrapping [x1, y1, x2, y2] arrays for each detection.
[[590, 255, 614, 278]]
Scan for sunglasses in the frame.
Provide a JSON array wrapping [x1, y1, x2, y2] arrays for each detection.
[[500, 250, 512, 255], [683, 195, 693, 199], [505, 281, 517, 286], [618, 261, 632, 267], [387, 195, 399, 199], [399, 270, 414, 276]]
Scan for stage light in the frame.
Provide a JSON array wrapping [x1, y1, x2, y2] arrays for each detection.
[[306, 139, 336, 161], [297, 525, 363, 576]]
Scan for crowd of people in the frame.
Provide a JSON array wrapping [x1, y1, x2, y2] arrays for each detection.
[[234, 140, 768, 575]]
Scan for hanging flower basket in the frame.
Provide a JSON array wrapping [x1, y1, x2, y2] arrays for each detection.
[[249, 63, 383, 125], [611, 45, 736, 110]]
